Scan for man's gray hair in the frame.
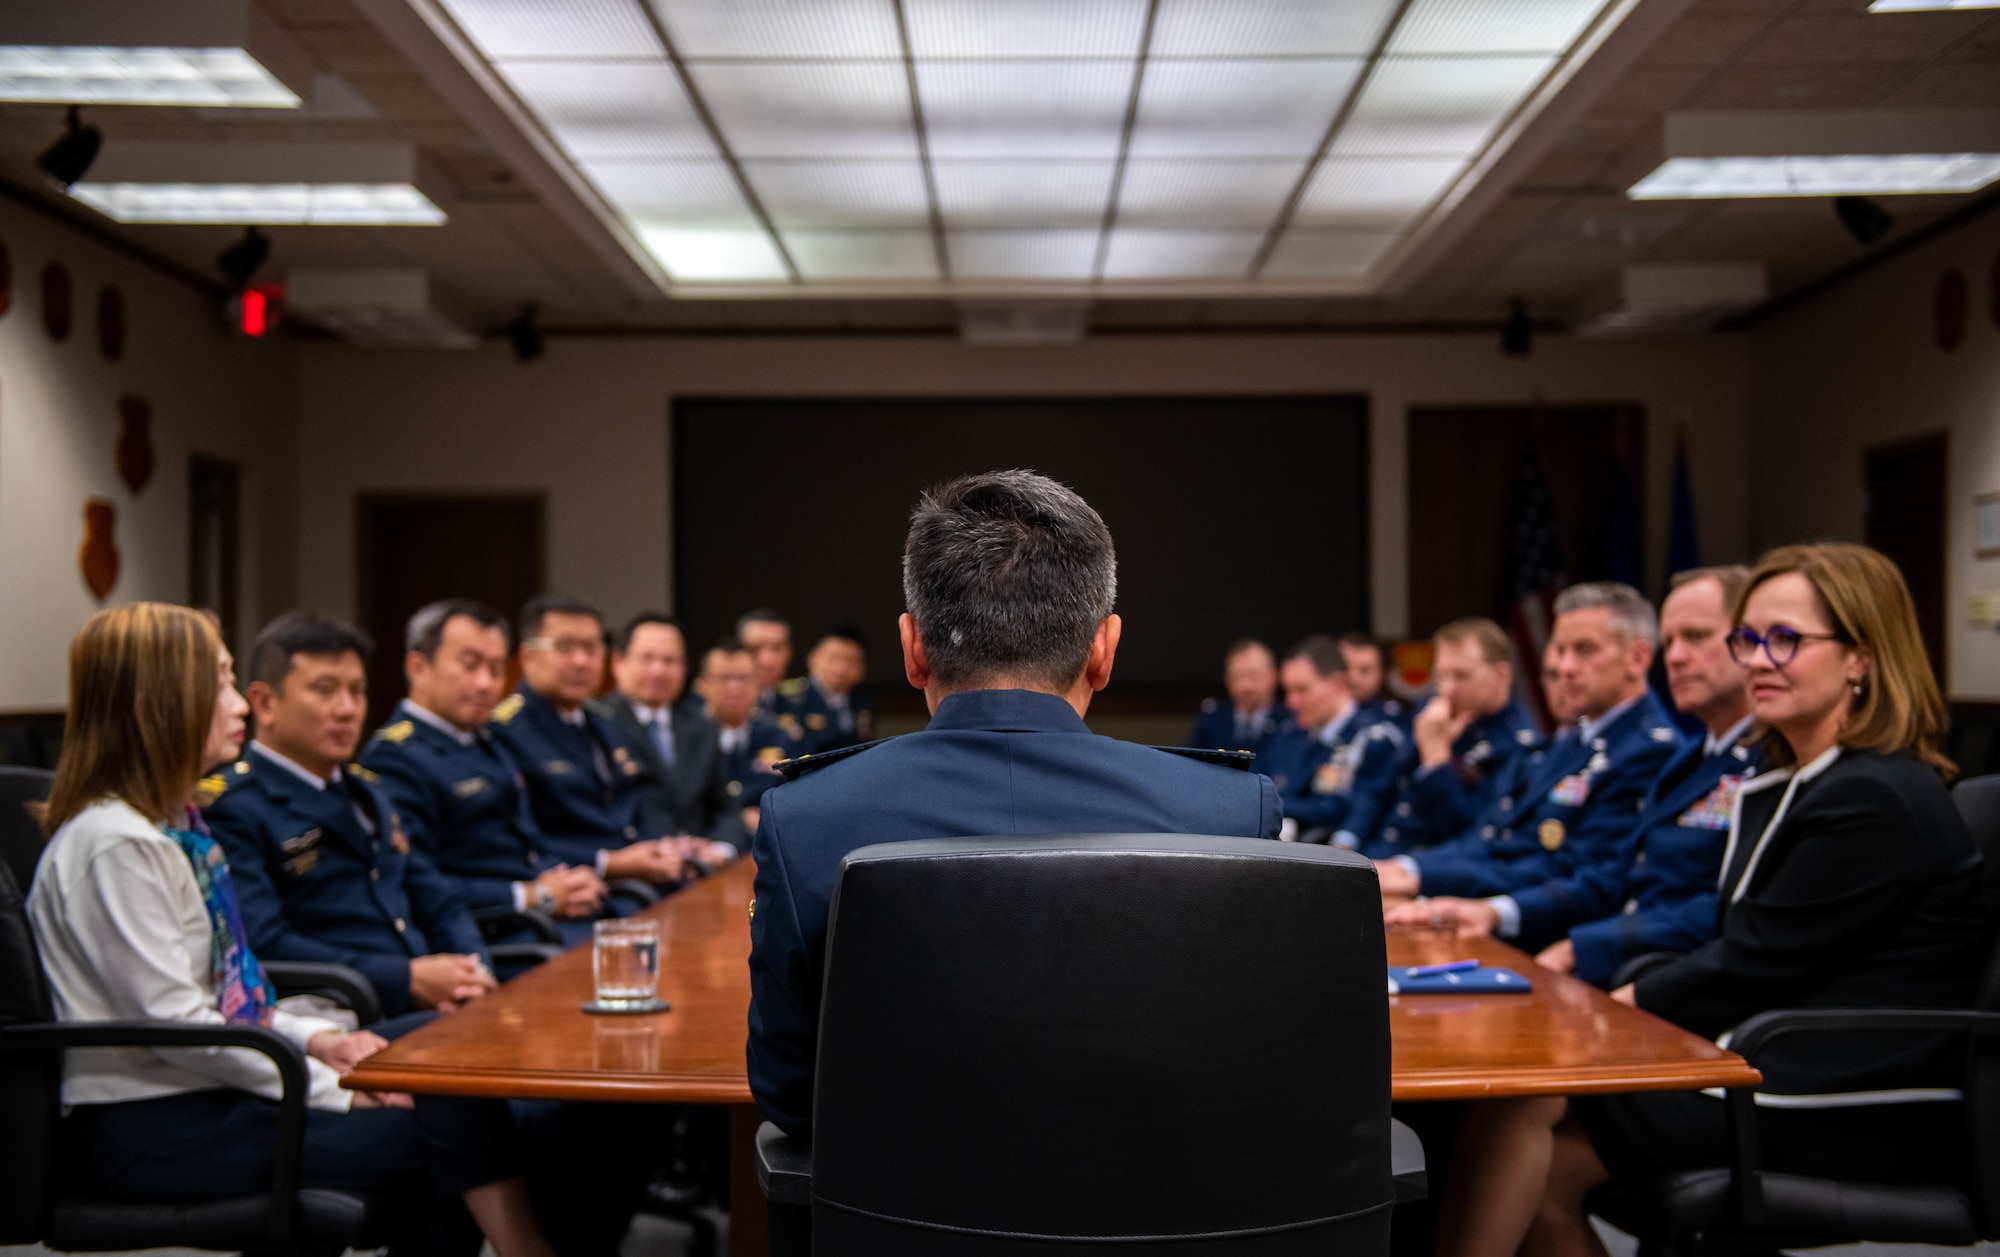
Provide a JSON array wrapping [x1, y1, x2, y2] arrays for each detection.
[[902, 469, 1117, 691], [406, 598, 507, 657], [1553, 581, 1658, 647]]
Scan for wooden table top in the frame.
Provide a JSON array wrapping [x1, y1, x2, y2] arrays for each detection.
[[343, 858, 1758, 1103]]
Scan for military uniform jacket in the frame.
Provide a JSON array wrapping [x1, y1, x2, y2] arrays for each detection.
[[591, 691, 748, 848], [720, 718, 797, 810], [359, 705, 555, 912], [1634, 748, 1986, 1099], [490, 684, 646, 868], [1565, 732, 1760, 986], [772, 675, 876, 756], [202, 749, 486, 1018], [748, 688, 1282, 1134], [1365, 701, 1540, 860], [1411, 691, 1681, 899], [1186, 699, 1291, 759], [1251, 704, 1404, 843]]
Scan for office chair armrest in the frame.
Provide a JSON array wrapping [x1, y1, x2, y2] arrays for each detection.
[[472, 904, 561, 945], [0, 1020, 313, 1245], [1721, 1008, 2000, 1228], [754, 1122, 813, 1205], [1608, 951, 1682, 989], [261, 961, 384, 1026], [489, 942, 564, 967], [607, 878, 661, 907], [1391, 1117, 1428, 1204]]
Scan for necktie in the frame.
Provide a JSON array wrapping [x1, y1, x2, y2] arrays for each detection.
[[653, 715, 676, 770]]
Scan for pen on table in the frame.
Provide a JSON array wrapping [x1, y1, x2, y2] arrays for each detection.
[[1405, 959, 1481, 977]]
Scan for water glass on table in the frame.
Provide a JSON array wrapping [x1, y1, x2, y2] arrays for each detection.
[[591, 918, 661, 1011]]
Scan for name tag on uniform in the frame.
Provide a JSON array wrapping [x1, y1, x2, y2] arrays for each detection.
[[1548, 772, 1593, 807], [452, 775, 490, 799], [281, 829, 324, 877], [1677, 775, 1744, 830], [611, 746, 641, 777], [543, 759, 575, 776]]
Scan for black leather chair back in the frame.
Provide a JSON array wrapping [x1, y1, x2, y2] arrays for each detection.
[[811, 835, 1392, 1256], [0, 767, 53, 901], [0, 858, 60, 1243]]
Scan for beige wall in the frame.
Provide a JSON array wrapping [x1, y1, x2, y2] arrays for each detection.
[[295, 330, 1751, 643], [0, 197, 296, 710], [1749, 210, 2000, 701]]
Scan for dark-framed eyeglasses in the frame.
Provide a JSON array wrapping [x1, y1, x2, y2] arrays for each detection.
[[1726, 624, 1847, 669]]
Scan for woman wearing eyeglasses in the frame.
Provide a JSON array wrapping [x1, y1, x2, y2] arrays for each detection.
[[1430, 542, 1986, 1257]]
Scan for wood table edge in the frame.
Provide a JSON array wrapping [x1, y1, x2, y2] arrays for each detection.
[[340, 1063, 755, 1105], [1393, 1059, 1761, 1101]]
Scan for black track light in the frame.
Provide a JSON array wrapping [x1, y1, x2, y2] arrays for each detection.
[[216, 227, 271, 289], [1834, 196, 1893, 247], [508, 302, 544, 363], [37, 106, 102, 191], [1501, 297, 1533, 358]]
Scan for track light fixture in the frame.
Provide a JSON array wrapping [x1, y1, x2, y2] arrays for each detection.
[[1502, 298, 1533, 357], [1834, 196, 1894, 247], [37, 106, 102, 190], [216, 227, 271, 289], [508, 302, 544, 364]]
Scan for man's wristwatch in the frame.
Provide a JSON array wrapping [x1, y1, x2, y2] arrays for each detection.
[[533, 881, 558, 912]]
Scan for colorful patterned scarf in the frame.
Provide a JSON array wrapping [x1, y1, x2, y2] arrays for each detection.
[[162, 807, 275, 1026]]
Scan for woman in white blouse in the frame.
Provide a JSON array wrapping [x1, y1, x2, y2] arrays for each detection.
[[29, 603, 553, 1257]]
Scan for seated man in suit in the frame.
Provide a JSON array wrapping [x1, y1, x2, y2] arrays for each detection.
[[1338, 631, 1410, 731], [695, 639, 797, 834], [1375, 582, 1682, 900], [205, 611, 496, 1018], [1252, 636, 1404, 847], [492, 592, 687, 892], [1366, 617, 1538, 859], [360, 599, 606, 948], [594, 611, 744, 859], [737, 607, 794, 725], [775, 623, 876, 755], [1187, 638, 1290, 756], [749, 469, 1281, 1135], [1389, 567, 1758, 968]]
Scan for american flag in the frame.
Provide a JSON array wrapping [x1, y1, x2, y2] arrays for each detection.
[[1505, 446, 1564, 729]]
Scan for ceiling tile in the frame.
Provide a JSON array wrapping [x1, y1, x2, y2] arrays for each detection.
[[1331, 56, 1556, 157], [1872, 60, 2000, 105], [1115, 159, 1306, 227], [1294, 156, 1467, 226], [1148, 0, 1403, 56], [498, 61, 713, 160], [1637, 13, 1775, 64], [439, 0, 663, 60], [1388, 0, 1610, 56], [904, 0, 1151, 58], [783, 229, 939, 279], [1682, 61, 1905, 107], [1127, 59, 1363, 158], [743, 160, 930, 227], [583, 158, 748, 221], [933, 160, 1114, 227], [946, 229, 1101, 278], [1737, 11, 1995, 63], [1100, 228, 1261, 277], [652, 0, 902, 58], [916, 60, 1133, 159], [687, 61, 918, 159]]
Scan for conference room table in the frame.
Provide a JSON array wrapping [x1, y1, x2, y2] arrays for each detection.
[[344, 857, 1759, 1256]]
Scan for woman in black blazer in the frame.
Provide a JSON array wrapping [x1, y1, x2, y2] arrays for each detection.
[[1432, 543, 1988, 1257]]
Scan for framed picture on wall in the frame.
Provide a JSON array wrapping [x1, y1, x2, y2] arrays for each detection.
[[1978, 491, 2000, 559]]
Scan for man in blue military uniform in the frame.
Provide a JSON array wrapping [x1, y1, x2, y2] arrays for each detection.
[[1375, 582, 1682, 899], [696, 638, 799, 832], [360, 600, 608, 947], [1253, 635, 1404, 848], [1366, 617, 1538, 859], [772, 623, 876, 755], [205, 612, 496, 1018], [749, 470, 1281, 1136], [1338, 632, 1412, 735], [1391, 568, 1759, 971], [1187, 638, 1291, 756], [737, 607, 795, 724], [492, 592, 690, 893]]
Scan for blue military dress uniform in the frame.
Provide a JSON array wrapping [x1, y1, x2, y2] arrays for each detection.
[[201, 747, 488, 1018], [1365, 701, 1540, 859], [489, 684, 649, 865], [720, 718, 799, 811], [1563, 729, 1761, 986], [1409, 691, 1682, 898], [748, 688, 1282, 1134], [1186, 699, 1291, 758], [1251, 703, 1404, 847], [773, 675, 876, 755]]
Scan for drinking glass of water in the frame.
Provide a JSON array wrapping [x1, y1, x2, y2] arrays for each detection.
[[592, 918, 660, 1010]]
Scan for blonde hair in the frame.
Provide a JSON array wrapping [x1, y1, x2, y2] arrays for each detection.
[[40, 603, 222, 834], [1433, 617, 1512, 667], [1736, 544, 1951, 778]]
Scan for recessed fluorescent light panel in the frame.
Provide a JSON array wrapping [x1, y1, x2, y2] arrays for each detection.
[[434, 0, 1630, 289], [1630, 110, 2000, 199], [1868, 0, 1999, 10], [0, 0, 309, 106], [68, 141, 446, 225]]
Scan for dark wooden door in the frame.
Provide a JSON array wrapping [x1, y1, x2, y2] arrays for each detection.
[[189, 456, 241, 651], [356, 495, 545, 733], [1863, 432, 1948, 687]]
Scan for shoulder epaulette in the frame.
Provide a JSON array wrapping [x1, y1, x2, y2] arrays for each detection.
[[347, 762, 380, 783], [374, 719, 415, 745], [777, 676, 810, 698], [193, 773, 230, 807], [1153, 745, 1256, 770], [491, 693, 524, 725], [775, 737, 890, 781]]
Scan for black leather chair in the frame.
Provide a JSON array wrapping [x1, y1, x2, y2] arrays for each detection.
[[0, 859, 397, 1255], [0, 766, 54, 901], [1585, 772, 2000, 1255], [756, 834, 1423, 1256]]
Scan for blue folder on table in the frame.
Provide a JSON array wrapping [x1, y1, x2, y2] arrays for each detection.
[[1387, 965, 1533, 995]]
